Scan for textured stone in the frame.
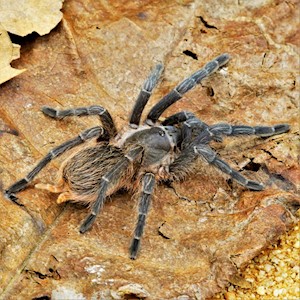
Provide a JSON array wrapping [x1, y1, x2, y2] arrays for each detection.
[[0, 0, 299, 299]]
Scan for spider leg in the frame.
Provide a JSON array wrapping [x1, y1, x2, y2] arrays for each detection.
[[130, 173, 155, 260], [162, 111, 212, 149], [169, 120, 289, 186], [169, 128, 263, 190], [146, 53, 230, 125], [42, 105, 117, 137], [5, 126, 107, 203], [162, 111, 197, 126], [129, 64, 164, 127], [168, 146, 200, 181], [207, 123, 290, 138], [194, 144, 264, 190], [79, 145, 144, 233]]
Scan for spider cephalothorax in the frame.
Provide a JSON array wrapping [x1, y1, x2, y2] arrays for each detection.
[[5, 54, 289, 259]]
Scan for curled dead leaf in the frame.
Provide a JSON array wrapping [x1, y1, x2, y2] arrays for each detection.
[[0, 25, 25, 84], [0, 0, 64, 36]]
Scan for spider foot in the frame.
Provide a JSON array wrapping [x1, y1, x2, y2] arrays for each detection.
[[245, 180, 264, 191], [79, 213, 96, 233], [231, 170, 264, 190], [215, 53, 230, 66], [4, 190, 16, 201], [5, 178, 29, 203], [129, 238, 140, 260], [4, 191, 24, 206], [255, 124, 290, 137], [41, 106, 59, 118], [272, 124, 290, 135]]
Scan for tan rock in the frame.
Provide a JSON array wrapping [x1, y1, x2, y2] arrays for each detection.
[[0, 1, 298, 299]]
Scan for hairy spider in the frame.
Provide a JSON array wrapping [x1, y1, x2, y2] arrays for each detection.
[[5, 54, 289, 259]]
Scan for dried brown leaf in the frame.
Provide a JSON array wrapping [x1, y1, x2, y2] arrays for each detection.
[[0, 25, 25, 84], [0, 0, 64, 36]]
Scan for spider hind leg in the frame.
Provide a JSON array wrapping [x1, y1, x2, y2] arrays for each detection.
[[5, 126, 106, 202]]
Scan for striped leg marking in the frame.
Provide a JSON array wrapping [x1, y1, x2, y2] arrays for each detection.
[[130, 173, 155, 259], [5, 127, 105, 202]]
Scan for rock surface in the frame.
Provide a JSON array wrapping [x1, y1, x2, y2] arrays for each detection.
[[0, 0, 299, 299]]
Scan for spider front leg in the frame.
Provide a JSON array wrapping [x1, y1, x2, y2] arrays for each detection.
[[146, 53, 230, 124], [207, 123, 290, 139], [130, 173, 155, 260], [162, 111, 199, 126], [42, 105, 117, 137], [79, 145, 144, 233], [129, 64, 164, 127], [5, 126, 107, 203]]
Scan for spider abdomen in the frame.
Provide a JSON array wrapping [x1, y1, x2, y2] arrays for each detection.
[[60, 143, 127, 203]]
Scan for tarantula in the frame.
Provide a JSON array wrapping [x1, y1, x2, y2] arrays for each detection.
[[5, 54, 289, 259]]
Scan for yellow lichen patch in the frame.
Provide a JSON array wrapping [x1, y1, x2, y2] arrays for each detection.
[[0, 25, 25, 84], [0, 0, 63, 36], [216, 224, 300, 300]]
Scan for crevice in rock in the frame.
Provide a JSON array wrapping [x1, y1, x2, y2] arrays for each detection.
[[207, 86, 215, 97], [242, 159, 261, 172], [197, 16, 218, 29], [261, 148, 284, 164], [123, 294, 143, 300], [167, 183, 195, 203], [183, 49, 198, 60], [32, 296, 50, 300], [158, 222, 171, 240], [25, 268, 61, 281]]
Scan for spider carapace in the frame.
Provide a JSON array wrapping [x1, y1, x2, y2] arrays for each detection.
[[5, 54, 289, 259]]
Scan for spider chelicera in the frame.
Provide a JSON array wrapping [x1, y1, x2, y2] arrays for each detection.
[[5, 54, 289, 259]]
